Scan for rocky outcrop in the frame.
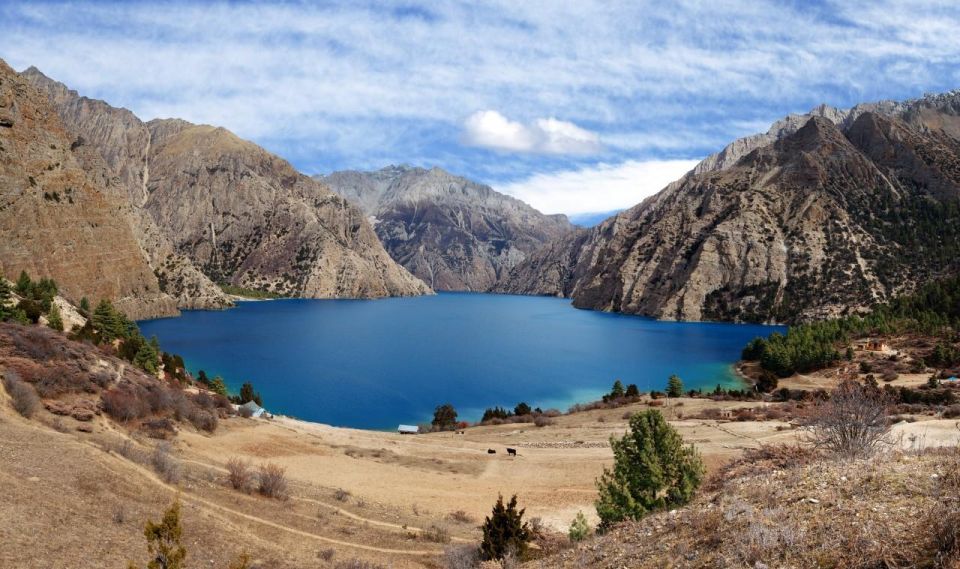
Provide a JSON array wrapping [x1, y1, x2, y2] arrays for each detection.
[[0, 60, 177, 319], [497, 92, 960, 323], [320, 165, 574, 291], [22, 67, 430, 302]]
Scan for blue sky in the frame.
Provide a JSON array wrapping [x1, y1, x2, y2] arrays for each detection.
[[2, 1, 960, 216]]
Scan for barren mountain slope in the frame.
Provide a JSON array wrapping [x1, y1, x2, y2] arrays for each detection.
[[0, 60, 176, 319], [497, 92, 960, 323], [22, 67, 430, 302], [321, 166, 574, 291], [21, 67, 231, 310]]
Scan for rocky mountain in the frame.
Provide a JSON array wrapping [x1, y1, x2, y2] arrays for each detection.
[[0, 59, 177, 319], [496, 91, 960, 323], [319, 165, 574, 291], [21, 67, 431, 305]]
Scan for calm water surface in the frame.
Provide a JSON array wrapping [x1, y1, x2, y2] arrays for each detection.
[[139, 293, 782, 429]]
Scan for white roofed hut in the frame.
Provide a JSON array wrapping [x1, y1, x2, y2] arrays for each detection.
[[398, 424, 419, 435], [238, 401, 265, 418]]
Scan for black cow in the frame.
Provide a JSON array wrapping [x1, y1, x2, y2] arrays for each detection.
[[506, 448, 517, 456], [487, 449, 496, 454]]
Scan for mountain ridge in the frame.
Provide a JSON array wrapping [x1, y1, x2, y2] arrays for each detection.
[[495, 90, 960, 323], [319, 165, 574, 291], [19, 65, 431, 310]]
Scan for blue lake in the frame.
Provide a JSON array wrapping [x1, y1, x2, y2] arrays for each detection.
[[139, 293, 782, 429]]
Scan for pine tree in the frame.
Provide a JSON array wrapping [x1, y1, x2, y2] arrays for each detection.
[[514, 402, 532, 416], [479, 494, 531, 561], [79, 296, 90, 314], [128, 499, 186, 569], [431, 403, 458, 431], [568, 510, 591, 542], [15, 270, 31, 296], [92, 299, 129, 341], [47, 302, 64, 332], [0, 274, 11, 321], [595, 410, 704, 530], [238, 382, 262, 406], [134, 341, 160, 374], [610, 379, 625, 398], [210, 377, 228, 397], [666, 375, 684, 398], [625, 384, 640, 397]]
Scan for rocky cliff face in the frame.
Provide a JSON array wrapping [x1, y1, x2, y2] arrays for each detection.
[[21, 67, 232, 311], [22, 68, 430, 303], [320, 166, 574, 291], [0, 60, 176, 319], [497, 92, 960, 323]]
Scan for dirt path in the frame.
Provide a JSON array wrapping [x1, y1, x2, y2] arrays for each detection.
[[98, 445, 442, 556]]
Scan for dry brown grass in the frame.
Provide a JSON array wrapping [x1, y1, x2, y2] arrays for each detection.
[[531, 444, 960, 568]]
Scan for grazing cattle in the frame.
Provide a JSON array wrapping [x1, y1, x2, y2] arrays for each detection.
[[506, 448, 517, 456], [487, 449, 496, 454]]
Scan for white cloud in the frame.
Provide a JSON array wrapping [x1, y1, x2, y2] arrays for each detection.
[[462, 110, 601, 155], [496, 159, 701, 216]]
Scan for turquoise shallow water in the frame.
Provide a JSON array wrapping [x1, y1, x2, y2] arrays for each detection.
[[139, 293, 783, 429]]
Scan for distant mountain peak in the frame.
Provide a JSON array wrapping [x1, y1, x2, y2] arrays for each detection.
[[320, 166, 575, 291]]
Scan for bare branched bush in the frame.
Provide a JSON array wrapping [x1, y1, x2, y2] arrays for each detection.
[[152, 442, 182, 484], [258, 462, 288, 499], [3, 373, 39, 418], [533, 415, 554, 427], [807, 379, 890, 457], [423, 523, 451, 543], [102, 387, 149, 422], [448, 510, 474, 524], [334, 488, 351, 502], [317, 548, 336, 561], [443, 543, 480, 569], [188, 408, 218, 432], [112, 438, 142, 462], [226, 457, 252, 492]]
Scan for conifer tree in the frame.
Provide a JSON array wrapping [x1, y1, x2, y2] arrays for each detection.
[[128, 499, 186, 569], [15, 270, 31, 296], [666, 375, 684, 398], [431, 403, 458, 431], [79, 296, 90, 314], [47, 302, 64, 332], [595, 410, 703, 530], [93, 299, 129, 341], [568, 510, 591, 542], [210, 376, 228, 397], [238, 382, 262, 406], [0, 274, 11, 321], [134, 340, 160, 374], [479, 494, 531, 561], [610, 379, 625, 398]]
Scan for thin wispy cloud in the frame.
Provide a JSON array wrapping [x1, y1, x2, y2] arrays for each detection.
[[1, 1, 958, 215]]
